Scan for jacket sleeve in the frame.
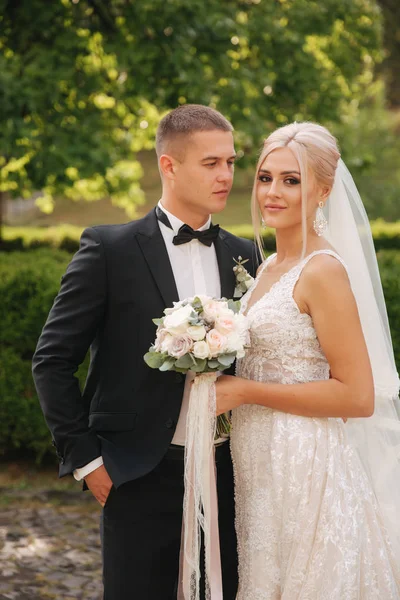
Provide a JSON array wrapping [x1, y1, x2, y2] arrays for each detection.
[[32, 227, 106, 476]]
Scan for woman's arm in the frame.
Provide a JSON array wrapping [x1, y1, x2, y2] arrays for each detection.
[[216, 254, 374, 418]]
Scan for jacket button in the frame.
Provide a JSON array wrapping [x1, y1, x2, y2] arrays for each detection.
[[175, 373, 184, 383], [165, 418, 175, 429]]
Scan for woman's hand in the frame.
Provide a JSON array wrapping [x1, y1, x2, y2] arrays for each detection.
[[215, 375, 248, 415]]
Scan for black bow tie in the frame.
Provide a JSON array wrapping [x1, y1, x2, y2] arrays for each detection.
[[156, 206, 220, 247]]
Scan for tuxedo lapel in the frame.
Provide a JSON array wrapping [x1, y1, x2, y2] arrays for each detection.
[[136, 209, 179, 308], [214, 231, 236, 299]]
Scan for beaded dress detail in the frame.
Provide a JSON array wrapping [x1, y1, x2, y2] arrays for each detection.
[[231, 249, 400, 600]]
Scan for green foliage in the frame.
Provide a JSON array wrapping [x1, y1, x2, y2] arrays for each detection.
[[2, 225, 85, 252], [0, 0, 384, 214], [0, 347, 50, 459], [333, 82, 400, 221], [1, 248, 69, 355], [4, 221, 400, 254], [0, 249, 89, 460], [378, 250, 400, 373], [376, 0, 400, 108]]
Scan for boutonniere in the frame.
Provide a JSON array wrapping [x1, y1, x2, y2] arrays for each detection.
[[233, 256, 255, 298]]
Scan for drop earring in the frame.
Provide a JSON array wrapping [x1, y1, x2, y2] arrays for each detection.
[[313, 201, 327, 236], [261, 218, 267, 230]]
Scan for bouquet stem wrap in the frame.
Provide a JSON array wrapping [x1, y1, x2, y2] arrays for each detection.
[[178, 372, 223, 600]]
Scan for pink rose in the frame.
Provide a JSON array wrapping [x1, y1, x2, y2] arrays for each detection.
[[206, 329, 227, 357], [169, 334, 193, 358], [154, 329, 173, 353], [202, 299, 228, 323], [215, 315, 235, 335]]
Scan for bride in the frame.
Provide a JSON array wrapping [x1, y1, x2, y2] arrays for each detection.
[[215, 122, 400, 598]]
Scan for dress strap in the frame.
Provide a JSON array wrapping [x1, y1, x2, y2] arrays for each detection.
[[291, 249, 349, 291]]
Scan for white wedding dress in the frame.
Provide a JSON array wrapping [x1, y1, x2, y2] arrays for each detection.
[[230, 249, 400, 600]]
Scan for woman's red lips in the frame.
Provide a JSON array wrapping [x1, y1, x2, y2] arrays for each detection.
[[265, 204, 286, 210]]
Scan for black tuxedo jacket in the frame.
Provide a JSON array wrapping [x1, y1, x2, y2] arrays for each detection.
[[32, 209, 259, 487]]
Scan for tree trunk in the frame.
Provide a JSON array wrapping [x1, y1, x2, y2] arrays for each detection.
[[377, 0, 400, 108]]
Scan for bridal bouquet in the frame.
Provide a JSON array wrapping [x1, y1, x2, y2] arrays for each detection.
[[144, 295, 248, 599], [144, 295, 248, 437]]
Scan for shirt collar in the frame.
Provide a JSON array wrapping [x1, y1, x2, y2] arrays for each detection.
[[157, 201, 211, 235]]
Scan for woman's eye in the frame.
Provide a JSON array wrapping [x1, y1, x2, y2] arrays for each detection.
[[258, 175, 271, 183], [286, 178, 300, 185]]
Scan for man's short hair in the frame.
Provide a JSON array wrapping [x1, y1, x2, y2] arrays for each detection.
[[155, 104, 233, 158]]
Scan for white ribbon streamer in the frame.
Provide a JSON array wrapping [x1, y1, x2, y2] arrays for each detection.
[[178, 372, 223, 600]]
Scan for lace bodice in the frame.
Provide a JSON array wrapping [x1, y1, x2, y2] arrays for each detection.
[[237, 249, 345, 386]]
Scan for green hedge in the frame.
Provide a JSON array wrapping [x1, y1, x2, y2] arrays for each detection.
[[3, 220, 400, 252], [1, 247, 399, 462], [0, 249, 88, 461]]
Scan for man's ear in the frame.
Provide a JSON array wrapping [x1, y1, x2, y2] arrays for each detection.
[[159, 154, 178, 180]]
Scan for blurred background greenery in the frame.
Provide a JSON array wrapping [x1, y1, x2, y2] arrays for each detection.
[[1, 0, 400, 228], [1, 0, 399, 462]]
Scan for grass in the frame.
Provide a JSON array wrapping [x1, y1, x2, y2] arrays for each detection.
[[0, 458, 76, 492]]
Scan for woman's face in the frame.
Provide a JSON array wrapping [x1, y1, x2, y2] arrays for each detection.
[[256, 147, 322, 231]]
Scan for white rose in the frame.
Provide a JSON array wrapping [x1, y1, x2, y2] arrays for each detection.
[[206, 329, 227, 356], [164, 300, 185, 315], [164, 304, 194, 334], [187, 325, 206, 341], [192, 340, 210, 360], [225, 331, 246, 357], [232, 313, 248, 336], [169, 334, 193, 358]]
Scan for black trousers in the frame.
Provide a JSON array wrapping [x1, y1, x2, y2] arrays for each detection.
[[101, 442, 238, 599]]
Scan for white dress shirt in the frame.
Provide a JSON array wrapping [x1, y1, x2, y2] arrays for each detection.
[[74, 202, 221, 481]]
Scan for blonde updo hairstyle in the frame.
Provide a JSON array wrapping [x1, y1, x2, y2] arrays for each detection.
[[251, 122, 341, 259]]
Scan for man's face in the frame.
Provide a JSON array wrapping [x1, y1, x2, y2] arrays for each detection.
[[171, 130, 236, 217]]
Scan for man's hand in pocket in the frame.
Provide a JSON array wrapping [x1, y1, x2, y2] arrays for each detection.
[[85, 464, 113, 507]]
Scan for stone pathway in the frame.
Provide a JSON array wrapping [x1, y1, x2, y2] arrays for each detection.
[[0, 489, 102, 599]]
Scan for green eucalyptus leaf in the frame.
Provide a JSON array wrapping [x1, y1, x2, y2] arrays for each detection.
[[175, 353, 195, 369], [207, 360, 220, 369], [189, 316, 201, 325], [152, 318, 164, 326], [217, 353, 236, 367], [190, 358, 207, 372], [159, 358, 175, 371], [192, 297, 204, 312], [227, 299, 241, 314], [144, 351, 165, 369]]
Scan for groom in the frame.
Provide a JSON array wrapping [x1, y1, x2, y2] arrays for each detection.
[[32, 104, 259, 599]]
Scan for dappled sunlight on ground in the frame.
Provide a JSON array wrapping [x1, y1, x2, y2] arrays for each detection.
[[0, 492, 102, 600]]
